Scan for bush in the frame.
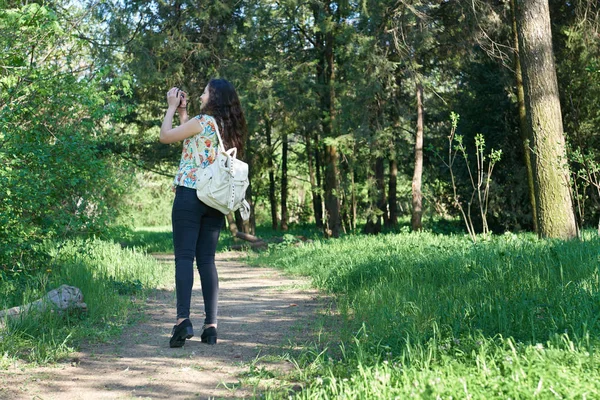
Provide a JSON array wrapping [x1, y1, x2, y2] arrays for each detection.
[[0, 238, 172, 365], [0, 4, 130, 277]]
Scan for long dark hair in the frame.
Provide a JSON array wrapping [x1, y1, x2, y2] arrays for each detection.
[[202, 78, 248, 157]]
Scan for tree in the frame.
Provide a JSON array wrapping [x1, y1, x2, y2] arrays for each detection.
[[265, 116, 279, 229], [280, 130, 289, 231], [511, 0, 538, 233], [381, 0, 440, 231], [0, 2, 127, 273], [515, 0, 577, 238], [411, 83, 424, 230], [312, 0, 342, 237]]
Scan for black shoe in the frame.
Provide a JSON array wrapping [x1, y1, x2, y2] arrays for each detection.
[[200, 326, 217, 345], [170, 319, 194, 348]]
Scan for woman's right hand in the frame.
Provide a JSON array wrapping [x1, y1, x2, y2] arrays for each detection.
[[167, 87, 183, 109]]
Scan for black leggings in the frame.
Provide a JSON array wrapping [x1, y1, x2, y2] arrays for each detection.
[[172, 186, 224, 325]]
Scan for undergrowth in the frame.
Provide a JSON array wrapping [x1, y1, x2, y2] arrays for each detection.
[[0, 239, 172, 367]]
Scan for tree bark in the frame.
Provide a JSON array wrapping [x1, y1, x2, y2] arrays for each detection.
[[280, 132, 289, 231], [363, 158, 382, 235], [313, 1, 341, 238], [314, 135, 324, 228], [388, 158, 398, 227], [515, 0, 577, 239], [376, 157, 387, 227], [511, 0, 538, 233], [244, 135, 256, 234], [339, 154, 353, 234], [324, 144, 341, 237], [305, 130, 322, 227], [411, 83, 424, 231], [311, 3, 326, 230], [352, 165, 357, 230], [265, 116, 278, 230], [234, 231, 262, 243], [324, 17, 340, 238]]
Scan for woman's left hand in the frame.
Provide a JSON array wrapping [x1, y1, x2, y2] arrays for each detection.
[[178, 90, 188, 109]]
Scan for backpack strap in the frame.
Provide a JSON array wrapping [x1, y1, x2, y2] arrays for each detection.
[[191, 116, 239, 212], [190, 115, 227, 171], [209, 115, 226, 153]]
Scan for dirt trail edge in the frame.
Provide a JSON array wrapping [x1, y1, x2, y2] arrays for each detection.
[[1, 252, 330, 400]]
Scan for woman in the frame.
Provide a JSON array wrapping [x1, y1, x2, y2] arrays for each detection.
[[159, 79, 248, 347]]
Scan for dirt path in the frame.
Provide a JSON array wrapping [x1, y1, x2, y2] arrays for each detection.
[[1, 252, 329, 400]]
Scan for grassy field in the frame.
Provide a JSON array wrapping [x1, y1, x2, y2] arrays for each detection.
[[250, 230, 600, 398], [3, 224, 600, 398], [113, 223, 326, 254]]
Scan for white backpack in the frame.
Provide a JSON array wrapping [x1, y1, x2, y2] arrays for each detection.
[[192, 118, 250, 220]]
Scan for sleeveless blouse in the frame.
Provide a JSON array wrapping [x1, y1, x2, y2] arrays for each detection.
[[172, 115, 220, 190]]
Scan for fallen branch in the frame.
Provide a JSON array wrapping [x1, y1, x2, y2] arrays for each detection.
[[229, 233, 312, 251], [235, 231, 263, 243], [229, 241, 269, 251]]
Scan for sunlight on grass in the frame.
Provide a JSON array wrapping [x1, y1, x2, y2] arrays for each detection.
[[0, 239, 172, 366], [252, 230, 600, 398]]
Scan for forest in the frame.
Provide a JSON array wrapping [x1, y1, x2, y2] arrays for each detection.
[[2, 0, 600, 257], [2, 0, 600, 398]]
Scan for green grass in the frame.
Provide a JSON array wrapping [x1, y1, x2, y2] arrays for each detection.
[[0, 238, 172, 366], [109, 222, 325, 254], [109, 225, 175, 253], [250, 230, 600, 398], [6, 222, 598, 397]]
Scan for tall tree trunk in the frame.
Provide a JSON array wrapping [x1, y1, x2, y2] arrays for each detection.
[[411, 83, 424, 231], [352, 164, 357, 230], [363, 158, 382, 235], [515, 0, 577, 239], [312, 3, 326, 231], [339, 155, 353, 234], [388, 76, 401, 228], [376, 156, 386, 227], [280, 132, 289, 231], [363, 160, 381, 235], [244, 135, 256, 235], [323, 25, 340, 238], [314, 138, 324, 228], [388, 159, 398, 227], [265, 116, 278, 230], [340, 168, 350, 235], [324, 144, 341, 237], [234, 211, 249, 234], [365, 98, 386, 234], [313, 1, 340, 238], [363, 193, 379, 232], [511, 0, 538, 233], [305, 130, 323, 227]]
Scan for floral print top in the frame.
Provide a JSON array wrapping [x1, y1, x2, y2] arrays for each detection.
[[172, 114, 220, 190]]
